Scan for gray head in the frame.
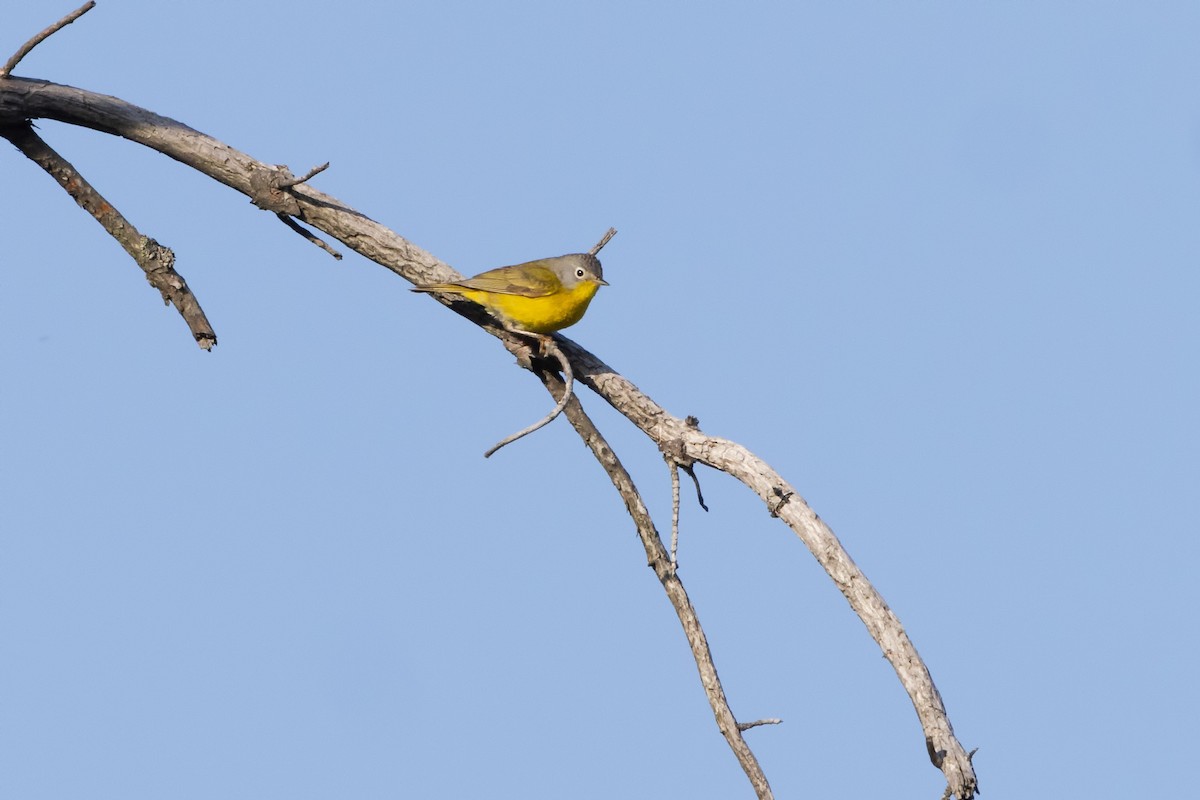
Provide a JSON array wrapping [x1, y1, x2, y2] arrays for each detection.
[[547, 253, 608, 289]]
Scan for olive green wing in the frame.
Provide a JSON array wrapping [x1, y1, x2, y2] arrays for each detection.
[[455, 262, 561, 297]]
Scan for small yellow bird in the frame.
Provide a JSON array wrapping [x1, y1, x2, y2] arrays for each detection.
[[412, 253, 608, 334]]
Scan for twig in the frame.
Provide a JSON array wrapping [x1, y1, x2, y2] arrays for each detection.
[[484, 335, 574, 458], [680, 415, 710, 511], [0, 1, 95, 78], [275, 161, 329, 189], [668, 460, 681, 568], [738, 718, 783, 732], [681, 462, 709, 512], [276, 213, 343, 260], [536, 367, 775, 799], [661, 431, 705, 568], [0, 121, 217, 349], [661, 418, 708, 515], [589, 227, 617, 256]]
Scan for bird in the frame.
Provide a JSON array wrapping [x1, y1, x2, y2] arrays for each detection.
[[411, 253, 607, 334]]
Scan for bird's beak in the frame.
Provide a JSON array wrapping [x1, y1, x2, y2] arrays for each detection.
[[596, 278, 610, 286]]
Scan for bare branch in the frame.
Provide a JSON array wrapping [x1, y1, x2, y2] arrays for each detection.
[[680, 415, 710, 511], [276, 161, 329, 189], [668, 459, 681, 567], [276, 213, 343, 260], [485, 335, 574, 458], [0, 1, 95, 78], [247, 165, 304, 216], [1, 76, 978, 799], [682, 462, 709, 512], [738, 718, 783, 732], [660, 426, 707, 568], [0, 77, 453, 289], [661, 418, 709, 513], [558, 339, 979, 799], [0, 120, 217, 349], [589, 227, 617, 256], [535, 366, 775, 800]]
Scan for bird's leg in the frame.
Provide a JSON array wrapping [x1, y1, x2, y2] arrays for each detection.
[[505, 326, 551, 358]]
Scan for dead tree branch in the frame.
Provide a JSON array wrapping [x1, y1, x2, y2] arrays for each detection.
[[2, 60, 978, 800], [0, 119, 216, 348], [485, 334, 574, 458], [589, 227, 617, 255], [276, 161, 329, 189], [275, 213, 343, 260], [0, 1, 94, 78], [533, 365, 775, 799], [560, 340, 979, 798], [0, 76, 456, 283]]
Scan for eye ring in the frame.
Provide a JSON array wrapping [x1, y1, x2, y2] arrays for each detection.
[[575, 268, 585, 278]]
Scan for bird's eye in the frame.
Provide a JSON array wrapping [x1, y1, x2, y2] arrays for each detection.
[[576, 268, 585, 278]]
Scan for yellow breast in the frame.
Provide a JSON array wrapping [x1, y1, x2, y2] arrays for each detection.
[[460, 280, 601, 333]]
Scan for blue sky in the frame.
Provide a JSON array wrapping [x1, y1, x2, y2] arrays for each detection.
[[4, 3, 1198, 798]]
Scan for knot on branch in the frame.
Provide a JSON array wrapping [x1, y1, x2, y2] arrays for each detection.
[[659, 436, 690, 467], [135, 235, 217, 350], [137, 236, 178, 296], [767, 486, 793, 518], [660, 415, 702, 471], [248, 165, 304, 215], [661, 431, 709, 524]]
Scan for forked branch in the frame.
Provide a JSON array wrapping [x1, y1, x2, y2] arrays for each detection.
[[533, 366, 775, 799], [485, 334, 575, 458], [560, 340, 979, 798], [1, 12, 978, 798]]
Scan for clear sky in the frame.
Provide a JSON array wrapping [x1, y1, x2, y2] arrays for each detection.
[[4, 3, 1198, 798]]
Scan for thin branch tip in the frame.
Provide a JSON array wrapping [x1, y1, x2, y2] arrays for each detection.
[[668, 460, 681, 568], [1, 121, 217, 346], [682, 463, 709, 512], [737, 718, 783, 732], [276, 213, 343, 259], [1, 2, 96, 78], [589, 227, 617, 256], [276, 161, 330, 189], [484, 334, 575, 457]]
